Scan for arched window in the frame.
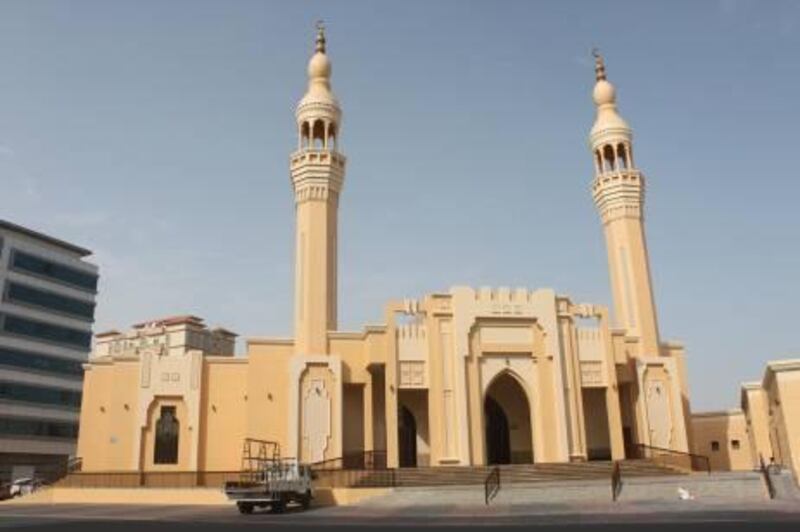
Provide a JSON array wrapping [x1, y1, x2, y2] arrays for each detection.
[[327, 124, 337, 151], [300, 121, 311, 149], [312, 120, 325, 149], [154, 406, 179, 464], [602, 144, 616, 172], [617, 143, 628, 170]]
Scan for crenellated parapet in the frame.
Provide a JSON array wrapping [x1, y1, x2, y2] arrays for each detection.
[[473, 286, 536, 304]]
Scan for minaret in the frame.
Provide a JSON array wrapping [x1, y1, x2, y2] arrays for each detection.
[[290, 23, 346, 355], [589, 52, 660, 357]]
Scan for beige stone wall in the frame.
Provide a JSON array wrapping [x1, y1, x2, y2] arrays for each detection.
[[245, 340, 294, 456], [767, 365, 800, 476], [661, 342, 693, 452], [737, 361, 800, 479], [197, 360, 248, 471], [740, 384, 772, 467], [77, 361, 139, 471], [691, 411, 753, 471]]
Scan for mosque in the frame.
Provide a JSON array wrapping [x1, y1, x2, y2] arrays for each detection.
[[77, 26, 796, 477]]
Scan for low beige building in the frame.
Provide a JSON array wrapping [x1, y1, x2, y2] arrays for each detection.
[[742, 361, 800, 474], [690, 410, 753, 471], [77, 28, 699, 473], [691, 360, 800, 480]]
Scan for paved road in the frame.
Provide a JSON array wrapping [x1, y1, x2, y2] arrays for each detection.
[[1, 500, 800, 530]]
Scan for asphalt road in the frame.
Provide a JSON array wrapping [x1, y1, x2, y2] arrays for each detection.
[[1, 502, 800, 531]]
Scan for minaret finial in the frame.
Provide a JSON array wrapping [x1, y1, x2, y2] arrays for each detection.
[[592, 48, 606, 81], [315, 20, 326, 54]]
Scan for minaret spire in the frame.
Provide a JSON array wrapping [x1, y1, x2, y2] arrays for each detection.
[[589, 54, 660, 358], [593, 48, 606, 81], [315, 20, 326, 53]]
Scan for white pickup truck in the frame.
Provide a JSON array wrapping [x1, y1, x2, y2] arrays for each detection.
[[224, 459, 313, 514]]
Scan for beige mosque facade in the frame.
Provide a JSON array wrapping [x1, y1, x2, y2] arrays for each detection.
[[76, 28, 799, 479]]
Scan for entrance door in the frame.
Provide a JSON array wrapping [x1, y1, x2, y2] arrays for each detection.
[[485, 396, 511, 465], [398, 406, 417, 468], [484, 372, 533, 464]]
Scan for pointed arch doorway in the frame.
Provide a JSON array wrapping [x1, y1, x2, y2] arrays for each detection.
[[484, 372, 533, 465], [485, 396, 510, 464]]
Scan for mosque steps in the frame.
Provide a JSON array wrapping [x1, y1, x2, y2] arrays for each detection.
[[356, 472, 770, 507], [347, 459, 685, 488]]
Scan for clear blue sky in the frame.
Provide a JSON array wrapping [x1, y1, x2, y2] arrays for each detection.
[[1, 0, 798, 411]]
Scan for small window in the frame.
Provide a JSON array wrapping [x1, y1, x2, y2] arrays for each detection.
[[731, 440, 741, 450], [711, 441, 720, 452]]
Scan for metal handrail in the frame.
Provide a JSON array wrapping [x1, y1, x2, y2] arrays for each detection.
[[484, 466, 500, 505], [611, 460, 622, 501], [759, 455, 776, 499], [627, 443, 711, 474], [311, 451, 388, 472]]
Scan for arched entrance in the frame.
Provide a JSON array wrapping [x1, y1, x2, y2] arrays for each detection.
[[484, 372, 533, 464], [485, 396, 510, 464], [398, 405, 417, 468]]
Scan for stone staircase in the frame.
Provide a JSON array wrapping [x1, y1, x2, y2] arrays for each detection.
[[617, 471, 769, 503], [342, 459, 684, 488], [354, 471, 770, 509], [769, 469, 800, 501]]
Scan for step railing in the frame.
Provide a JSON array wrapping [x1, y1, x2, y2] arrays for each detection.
[[312, 467, 397, 489], [611, 461, 622, 501], [759, 455, 776, 499], [484, 466, 500, 505], [626, 443, 710, 474], [310, 451, 393, 489], [311, 451, 388, 472]]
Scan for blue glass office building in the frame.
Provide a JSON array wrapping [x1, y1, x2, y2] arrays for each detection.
[[0, 220, 98, 481]]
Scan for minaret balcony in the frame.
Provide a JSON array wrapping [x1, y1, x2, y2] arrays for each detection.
[[591, 169, 644, 195], [592, 169, 646, 224], [290, 148, 347, 170]]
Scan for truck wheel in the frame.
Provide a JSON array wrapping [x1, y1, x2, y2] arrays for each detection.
[[237, 502, 254, 515], [301, 490, 311, 510], [271, 499, 286, 514]]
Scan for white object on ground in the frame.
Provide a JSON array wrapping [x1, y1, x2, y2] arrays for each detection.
[[677, 487, 695, 500]]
